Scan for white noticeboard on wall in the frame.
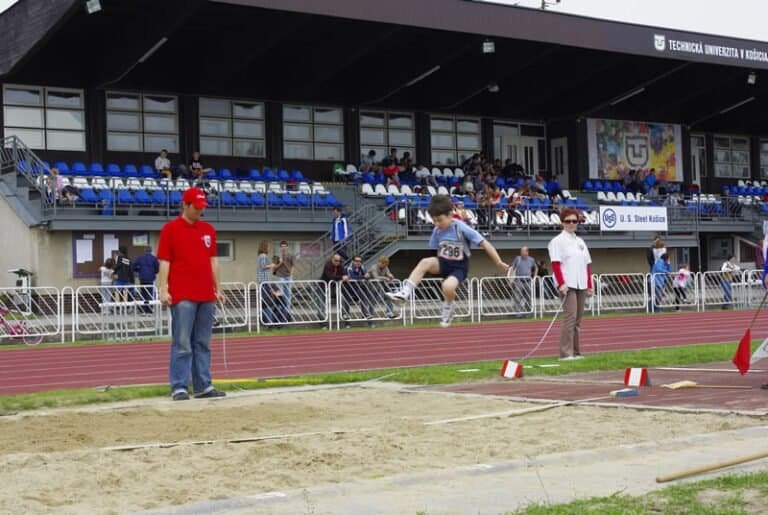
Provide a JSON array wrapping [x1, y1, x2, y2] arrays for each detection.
[[599, 205, 668, 232]]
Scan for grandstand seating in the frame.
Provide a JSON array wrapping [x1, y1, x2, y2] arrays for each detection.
[[30, 160, 338, 211]]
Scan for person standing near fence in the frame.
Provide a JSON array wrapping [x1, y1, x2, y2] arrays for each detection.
[[342, 255, 375, 328], [99, 258, 115, 314], [510, 246, 538, 315], [157, 187, 226, 401], [548, 207, 592, 360], [370, 256, 396, 318], [257, 240, 279, 326], [673, 263, 692, 310], [331, 207, 350, 261], [273, 241, 294, 321], [132, 246, 159, 314], [113, 246, 134, 304], [720, 255, 740, 310], [651, 253, 671, 312]]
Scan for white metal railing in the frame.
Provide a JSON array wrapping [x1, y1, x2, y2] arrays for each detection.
[[335, 279, 404, 329], [478, 275, 535, 320], [651, 271, 699, 311], [411, 277, 473, 323], [253, 279, 330, 330], [0, 286, 61, 345], [596, 273, 648, 315]]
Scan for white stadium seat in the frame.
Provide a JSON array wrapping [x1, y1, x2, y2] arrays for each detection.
[[374, 184, 387, 196], [361, 183, 375, 196]]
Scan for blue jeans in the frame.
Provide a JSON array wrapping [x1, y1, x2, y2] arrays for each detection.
[[277, 276, 292, 314], [722, 281, 732, 307], [169, 300, 215, 395]]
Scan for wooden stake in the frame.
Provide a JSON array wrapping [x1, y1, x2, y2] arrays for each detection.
[[656, 450, 768, 483]]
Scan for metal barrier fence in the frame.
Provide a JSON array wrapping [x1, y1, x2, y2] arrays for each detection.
[[650, 272, 699, 311], [411, 277, 473, 323], [744, 269, 765, 307], [0, 286, 61, 345], [700, 270, 744, 311], [596, 273, 648, 315], [215, 282, 248, 330], [478, 275, 535, 320], [335, 279, 404, 329], [74, 284, 162, 340], [254, 280, 330, 330]]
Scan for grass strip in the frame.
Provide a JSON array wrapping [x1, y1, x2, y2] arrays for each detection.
[[0, 340, 753, 414], [512, 471, 768, 514]]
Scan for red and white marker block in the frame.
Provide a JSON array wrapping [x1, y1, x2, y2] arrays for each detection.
[[500, 360, 523, 378], [624, 367, 650, 387]]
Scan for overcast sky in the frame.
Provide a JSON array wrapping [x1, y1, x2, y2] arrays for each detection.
[[0, 0, 766, 42]]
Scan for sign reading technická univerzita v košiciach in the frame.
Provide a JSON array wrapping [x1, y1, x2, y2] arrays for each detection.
[[599, 206, 668, 232]]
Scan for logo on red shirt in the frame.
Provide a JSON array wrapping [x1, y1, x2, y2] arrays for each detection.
[[203, 235, 212, 248]]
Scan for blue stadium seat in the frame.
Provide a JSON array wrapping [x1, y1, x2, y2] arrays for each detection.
[[384, 194, 395, 206], [262, 168, 277, 181], [363, 172, 375, 184], [278, 169, 290, 181], [99, 189, 114, 203], [89, 163, 105, 176], [117, 189, 133, 204], [251, 192, 264, 207], [54, 161, 70, 174], [281, 192, 298, 207], [325, 192, 342, 207], [80, 188, 99, 203], [151, 190, 168, 205], [248, 168, 261, 180], [17, 160, 30, 174], [139, 165, 155, 178], [291, 170, 304, 182], [72, 161, 87, 174], [296, 193, 310, 207], [33, 161, 50, 174], [105, 163, 122, 176], [267, 191, 283, 206], [234, 191, 251, 206], [123, 164, 138, 177], [133, 190, 151, 204], [220, 191, 236, 207], [219, 168, 233, 180], [313, 193, 329, 208], [170, 190, 182, 204], [582, 180, 593, 191]]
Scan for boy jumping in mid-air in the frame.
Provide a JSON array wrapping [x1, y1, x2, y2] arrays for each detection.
[[386, 194, 509, 327]]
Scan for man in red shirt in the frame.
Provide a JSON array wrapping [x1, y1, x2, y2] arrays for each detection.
[[157, 187, 226, 401]]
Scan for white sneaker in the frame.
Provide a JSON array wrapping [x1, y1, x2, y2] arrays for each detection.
[[385, 291, 409, 306], [559, 355, 576, 361], [439, 304, 456, 328]]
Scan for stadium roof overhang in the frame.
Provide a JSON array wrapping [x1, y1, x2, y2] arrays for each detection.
[[2, 0, 768, 133]]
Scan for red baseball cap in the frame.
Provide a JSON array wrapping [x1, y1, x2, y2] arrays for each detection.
[[182, 187, 208, 208]]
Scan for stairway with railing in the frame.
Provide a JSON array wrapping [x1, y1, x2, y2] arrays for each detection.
[[293, 203, 406, 280], [0, 136, 53, 224]]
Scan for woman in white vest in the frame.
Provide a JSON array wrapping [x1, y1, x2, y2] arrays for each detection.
[[547, 207, 593, 360]]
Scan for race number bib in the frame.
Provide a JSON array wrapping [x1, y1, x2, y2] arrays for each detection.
[[438, 241, 464, 261]]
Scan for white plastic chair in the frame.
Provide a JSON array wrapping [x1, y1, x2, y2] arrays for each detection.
[[298, 182, 312, 194], [616, 192, 626, 202], [596, 191, 608, 202], [91, 177, 109, 190], [437, 186, 449, 196], [253, 182, 266, 194], [431, 167, 442, 177], [361, 183, 375, 196], [239, 181, 254, 193], [387, 184, 400, 196], [625, 192, 636, 202], [605, 191, 617, 202], [400, 184, 413, 196], [374, 184, 387, 196], [427, 185, 437, 196]]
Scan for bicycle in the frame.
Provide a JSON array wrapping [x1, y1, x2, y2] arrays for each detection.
[[0, 304, 43, 345]]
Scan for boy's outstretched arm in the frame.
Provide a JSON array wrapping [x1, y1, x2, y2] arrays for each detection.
[[480, 240, 509, 273]]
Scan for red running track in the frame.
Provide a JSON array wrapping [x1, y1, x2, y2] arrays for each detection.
[[1, 310, 766, 395]]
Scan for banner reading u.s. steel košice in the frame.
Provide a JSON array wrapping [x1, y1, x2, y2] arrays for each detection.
[[599, 205, 668, 232], [587, 118, 683, 182]]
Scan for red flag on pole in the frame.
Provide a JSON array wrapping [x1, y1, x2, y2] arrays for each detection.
[[733, 328, 752, 375]]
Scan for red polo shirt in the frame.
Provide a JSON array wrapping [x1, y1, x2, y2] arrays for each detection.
[[157, 215, 217, 304]]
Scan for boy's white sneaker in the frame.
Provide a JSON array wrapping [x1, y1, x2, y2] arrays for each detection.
[[439, 304, 456, 328], [385, 291, 409, 306]]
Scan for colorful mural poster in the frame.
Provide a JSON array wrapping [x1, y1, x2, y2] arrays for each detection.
[[587, 118, 683, 181]]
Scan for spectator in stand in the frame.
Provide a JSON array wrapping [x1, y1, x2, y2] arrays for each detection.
[[548, 207, 592, 359], [387, 148, 399, 167], [646, 236, 664, 272], [188, 151, 213, 185], [623, 170, 635, 192], [720, 255, 740, 309], [47, 167, 80, 205], [633, 169, 645, 193], [672, 263, 692, 310], [112, 246, 134, 303], [415, 164, 437, 188], [400, 151, 413, 173], [132, 246, 159, 314], [273, 241, 295, 319], [383, 159, 400, 187], [651, 253, 671, 312], [508, 189, 524, 228], [501, 159, 515, 178], [154, 149, 173, 179], [99, 257, 115, 314], [360, 150, 378, 173], [341, 255, 374, 328], [370, 256, 396, 318], [331, 206, 350, 260], [532, 176, 548, 197], [157, 187, 225, 400]]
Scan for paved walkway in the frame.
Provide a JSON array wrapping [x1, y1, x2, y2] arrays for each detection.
[[139, 424, 768, 515]]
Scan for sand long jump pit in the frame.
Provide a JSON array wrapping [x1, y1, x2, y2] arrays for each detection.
[[0, 381, 763, 514]]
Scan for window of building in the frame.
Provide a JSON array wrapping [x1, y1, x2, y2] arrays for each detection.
[[429, 115, 481, 166], [713, 135, 750, 178], [760, 140, 768, 179], [359, 111, 415, 164], [283, 105, 343, 161], [216, 240, 234, 261], [2, 84, 86, 151], [199, 97, 265, 158], [106, 92, 179, 153]]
